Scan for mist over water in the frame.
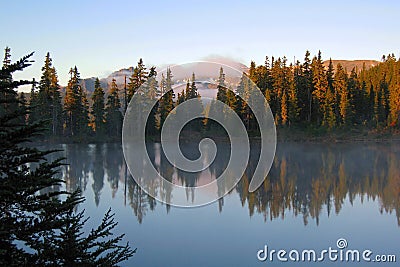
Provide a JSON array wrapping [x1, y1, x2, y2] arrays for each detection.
[[45, 142, 400, 266]]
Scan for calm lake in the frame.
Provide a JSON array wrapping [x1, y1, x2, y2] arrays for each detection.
[[46, 142, 400, 266]]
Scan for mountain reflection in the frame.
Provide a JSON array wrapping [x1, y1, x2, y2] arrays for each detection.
[[59, 142, 400, 226]]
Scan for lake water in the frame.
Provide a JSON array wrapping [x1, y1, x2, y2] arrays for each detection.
[[47, 142, 400, 266]]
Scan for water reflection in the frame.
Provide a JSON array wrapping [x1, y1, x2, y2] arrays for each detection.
[[58, 142, 400, 226]]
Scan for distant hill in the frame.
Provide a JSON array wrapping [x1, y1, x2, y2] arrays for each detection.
[[322, 60, 380, 73], [73, 58, 380, 93], [79, 57, 248, 93]]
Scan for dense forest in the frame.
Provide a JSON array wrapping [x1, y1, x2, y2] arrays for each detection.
[[7, 47, 400, 142]]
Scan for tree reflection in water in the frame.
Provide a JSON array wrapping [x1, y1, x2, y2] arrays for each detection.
[[59, 142, 400, 226]]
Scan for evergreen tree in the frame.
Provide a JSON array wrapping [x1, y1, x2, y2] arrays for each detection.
[[105, 79, 123, 138], [49, 66, 63, 136], [300, 50, 313, 122], [180, 73, 203, 132], [28, 78, 39, 125], [334, 64, 349, 125], [271, 57, 284, 123], [311, 51, 329, 125], [327, 58, 334, 92], [280, 90, 288, 126], [388, 59, 400, 127], [225, 86, 237, 110], [347, 68, 359, 125], [186, 72, 199, 99], [158, 68, 174, 129], [287, 64, 300, 125], [34, 208, 134, 266], [127, 58, 147, 102], [64, 66, 90, 138], [143, 71, 160, 136], [177, 91, 185, 104], [0, 47, 18, 117], [235, 72, 250, 130], [36, 53, 63, 136], [216, 67, 227, 103], [91, 78, 106, 137], [184, 80, 190, 101], [17, 92, 27, 125], [0, 51, 134, 266], [325, 87, 336, 128]]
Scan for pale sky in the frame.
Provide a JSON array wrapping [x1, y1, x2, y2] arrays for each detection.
[[1, 0, 399, 90]]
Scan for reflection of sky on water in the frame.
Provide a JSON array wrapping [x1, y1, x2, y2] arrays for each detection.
[[42, 142, 400, 267]]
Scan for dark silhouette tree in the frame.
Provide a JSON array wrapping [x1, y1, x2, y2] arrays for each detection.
[[0, 49, 135, 266], [105, 78, 123, 139], [64, 66, 90, 138], [34, 53, 63, 136], [91, 77, 106, 137]]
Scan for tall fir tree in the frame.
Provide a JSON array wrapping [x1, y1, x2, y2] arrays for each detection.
[[235, 72, 251, 130], [311, 51, 329, 125], [144, 69, 160, 136], [28, 78, 39, 125], [216, 67, 227, 103], [0, 47, 18, 117], [159, 68, 174, 129], [280, 90, 288, 126], [64, 66, 90, 138], [181, 73, 203, 132], [388, 58, 400, 127], [302, 50, 313, 122], [91, 78, 105, 137], [35, 53, 63, 136], [346, 68, 359, 125], [287, 64, 300, 125], [327, 58, 335, 93], [127, 58, 148, 102], [105, 78, 123, 138], [334, 63, 350, 125]]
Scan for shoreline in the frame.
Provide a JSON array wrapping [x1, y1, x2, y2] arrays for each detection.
[[29, 131, 400, 146]]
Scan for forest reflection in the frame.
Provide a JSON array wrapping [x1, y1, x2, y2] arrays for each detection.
[[57, 142, 400, 226]]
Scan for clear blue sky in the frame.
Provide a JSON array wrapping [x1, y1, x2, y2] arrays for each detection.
[[1, 0, 399, 88]]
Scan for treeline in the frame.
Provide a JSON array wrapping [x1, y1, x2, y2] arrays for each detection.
[[246, 51, 400, 129], [9, 48, 400, 142], [23, 49, 201, 141]]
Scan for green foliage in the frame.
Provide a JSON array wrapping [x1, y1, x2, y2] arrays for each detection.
[[178, 73, 203, 133], [32, 207, 135, 266], [31, 52, 64, 136], [64, 66, 90, 138], [216, 67, 227, 103], [158, 68, 174, 129], [0, 48, 135, 266], [91, 78, 106, 137], [245, 50, 400, 132], [105, 79, 123, 138], [141, 69, 160, 137], [11, 49, 400, 144], [127, 58, 148, 102]]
